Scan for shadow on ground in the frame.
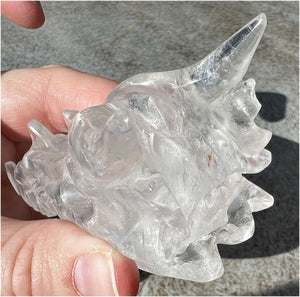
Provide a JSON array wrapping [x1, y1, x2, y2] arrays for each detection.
[[218, 136, 299, 258], [219, 90, 298, 258], [256, 281, 299, 296], [256, 92, 287, 122], [139, 270, 151, 282]]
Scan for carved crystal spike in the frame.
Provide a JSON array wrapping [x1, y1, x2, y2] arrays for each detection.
[[6, 14, 274, 282]]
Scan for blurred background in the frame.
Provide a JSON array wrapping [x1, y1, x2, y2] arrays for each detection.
[[2, 1, 299, 295]]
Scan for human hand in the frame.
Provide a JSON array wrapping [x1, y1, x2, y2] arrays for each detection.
[[1, 66, 140, 295]]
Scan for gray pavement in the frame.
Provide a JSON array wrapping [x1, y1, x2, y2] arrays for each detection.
[[1, 1, 299, 296]]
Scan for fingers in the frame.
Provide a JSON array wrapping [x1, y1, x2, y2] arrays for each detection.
[[1, 66, 118, 142], [1, 1, 45, 29], [1, 217, 140, 295]]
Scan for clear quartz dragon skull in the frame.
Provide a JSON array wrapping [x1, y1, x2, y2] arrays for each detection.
[[6, 14, 274, 282]]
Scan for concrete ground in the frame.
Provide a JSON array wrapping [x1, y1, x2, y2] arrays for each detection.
[[2, 1, 299, 296]]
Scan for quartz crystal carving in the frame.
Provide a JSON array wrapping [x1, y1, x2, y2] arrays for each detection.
[[6, 14, 274, 282]]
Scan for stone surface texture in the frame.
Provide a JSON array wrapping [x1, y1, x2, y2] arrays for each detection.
[[2, 1, 298, 295]]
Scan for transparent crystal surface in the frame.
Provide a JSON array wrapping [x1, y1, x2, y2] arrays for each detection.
[[6, 14, 274, 282]]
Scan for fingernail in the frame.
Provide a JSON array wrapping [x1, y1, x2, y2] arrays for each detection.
[[73, 253, 119, 296]]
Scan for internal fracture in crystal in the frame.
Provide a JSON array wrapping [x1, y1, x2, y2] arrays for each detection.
[[6, 14, 274, 282]]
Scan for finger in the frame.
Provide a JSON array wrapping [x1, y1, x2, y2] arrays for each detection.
[[1, 1, 45, 29], [1, 65, 118, 142], [1, 217, 140, 296]]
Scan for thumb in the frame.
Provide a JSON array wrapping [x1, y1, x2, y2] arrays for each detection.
[[1, 217, 140, 296]]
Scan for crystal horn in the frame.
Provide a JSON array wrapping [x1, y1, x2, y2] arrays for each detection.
[[185, 14, 267, 98], [28, 120, 55, 147], [63, 110, 78, 129]]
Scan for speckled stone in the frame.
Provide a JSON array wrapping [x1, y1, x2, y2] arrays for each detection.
[[1, 1, 298, 295], [138, 249, 299, 295]]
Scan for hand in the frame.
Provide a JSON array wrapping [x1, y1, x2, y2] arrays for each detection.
[[1, 66, 140, 295]]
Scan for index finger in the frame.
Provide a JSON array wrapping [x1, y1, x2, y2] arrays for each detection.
[[1, 66, 118, 142], [1, 1, 45, 29]]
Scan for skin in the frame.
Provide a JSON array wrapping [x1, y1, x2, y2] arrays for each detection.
[[1, 1, 45, 29], [1, 2, 140, 296]]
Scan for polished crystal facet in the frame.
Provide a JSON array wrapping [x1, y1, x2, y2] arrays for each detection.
[[6, 14, 274, 282]]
